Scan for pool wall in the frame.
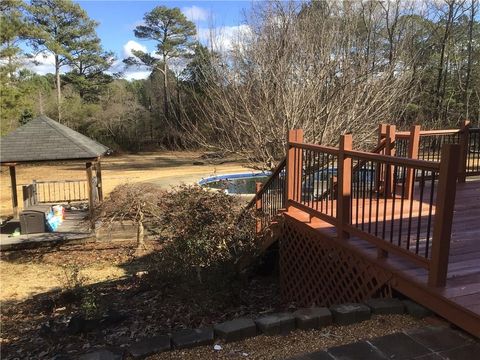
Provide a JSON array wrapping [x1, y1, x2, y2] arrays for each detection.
[[198, 172, 272, 186]]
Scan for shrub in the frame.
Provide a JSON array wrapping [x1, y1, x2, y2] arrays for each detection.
[[94, 183, 257, 281], [154, 185, 257, 282], [93, 183, 163, 251]]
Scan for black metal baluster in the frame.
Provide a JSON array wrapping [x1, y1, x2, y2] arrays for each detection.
[[415, 170, 426, 255]]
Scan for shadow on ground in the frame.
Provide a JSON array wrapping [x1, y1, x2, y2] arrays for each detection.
[[0, 240, 281, 359]]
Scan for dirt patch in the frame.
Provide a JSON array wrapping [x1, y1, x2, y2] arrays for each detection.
[[0, 240, 152, 303], [0, 150, 254, 217]]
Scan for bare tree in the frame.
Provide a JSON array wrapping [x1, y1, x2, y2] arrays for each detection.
[[182, 1, 416, 169], [465, 0, 477, 120]]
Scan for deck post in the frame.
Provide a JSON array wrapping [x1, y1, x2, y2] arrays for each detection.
[[95, 159, 104, 202], [378, 124, 387, 144], [255, 182, 263, 233], [406, 125, 421, 199], [286, 129, 304, 209], [86, 161, 94, 230], [9, 165, 18, 218], [337, 134, 352, 240], [458, 120, 470, 183], [428, 144, 460, 288], [385, 125, 396, 198]]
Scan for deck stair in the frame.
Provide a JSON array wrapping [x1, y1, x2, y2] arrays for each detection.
[[242, 122, 480, 337]]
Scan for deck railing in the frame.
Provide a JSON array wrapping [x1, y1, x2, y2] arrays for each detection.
[[384, 121, 479, 178], [467, 128, 480, 176], [250, 124, 470, 287], [251, 134, 387, 233], [287, 140, 339, 223], [251, 158, 286, 232], [345, 149, 441, 269], [284, 131, 459, 287]]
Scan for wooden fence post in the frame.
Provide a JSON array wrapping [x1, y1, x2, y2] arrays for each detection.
[[255, 182, 263, 233], [406, 125, 421, 199], [286, 129, 304, 209], [337, 134, 352, 241], [458, 120, 470, 183], [428, 144, 460, 287]]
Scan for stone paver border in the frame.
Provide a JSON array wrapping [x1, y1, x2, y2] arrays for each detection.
[[75, 298, 462, 359]]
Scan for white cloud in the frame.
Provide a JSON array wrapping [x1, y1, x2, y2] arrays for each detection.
[[198, 25, 252, 52], [123, 70, 151, 81], [27, 52, 57, 75], [182, 5, 209, 22], [118, 40, 154, 80], [123, 40, 147, 58]]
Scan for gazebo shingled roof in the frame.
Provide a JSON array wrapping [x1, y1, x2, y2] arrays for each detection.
[[1, 115, 109, 218], [0, 115, 109, 163]]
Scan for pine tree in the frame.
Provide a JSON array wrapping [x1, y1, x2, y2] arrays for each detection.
[[124, 6, 196, 123], [0, 0, 32, 133], [64, 34, 115, 102], [28, 0, 98, 123]]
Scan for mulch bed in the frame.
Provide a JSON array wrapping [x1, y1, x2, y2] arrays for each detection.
[[0, 241, 284, 359]]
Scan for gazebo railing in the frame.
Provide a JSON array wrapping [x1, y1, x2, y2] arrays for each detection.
[[22, 179, 89, 206]]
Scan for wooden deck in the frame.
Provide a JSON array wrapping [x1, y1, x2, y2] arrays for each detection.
[[0, 209, 92, 250], [286, 177, 480, 337], [251, 125, 479, 335]]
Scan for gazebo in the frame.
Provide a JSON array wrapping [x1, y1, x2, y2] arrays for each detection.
[[0, 115, 109, 218]]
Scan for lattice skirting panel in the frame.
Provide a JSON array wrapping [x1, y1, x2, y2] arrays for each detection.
[[280, 217, 393, 307]]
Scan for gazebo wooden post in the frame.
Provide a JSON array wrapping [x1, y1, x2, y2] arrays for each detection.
[[95, 159, 103, 202], [86, 161, 94, 229], [9, 164, 19, 218]]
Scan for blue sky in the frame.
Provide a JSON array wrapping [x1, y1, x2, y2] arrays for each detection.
[[31, 1, 253, 79]]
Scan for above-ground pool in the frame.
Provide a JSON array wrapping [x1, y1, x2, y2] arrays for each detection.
[[199, 172, 271, 194]]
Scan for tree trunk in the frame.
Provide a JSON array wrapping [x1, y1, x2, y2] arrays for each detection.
[[163, 59, 169, 122], [136, 211, 145, 251], [435, 1, 455, 123], [465, 0, 476, 120], [38, 89, 44, 115], [55, 55, 62, 123], [176, 76, 182, 127]]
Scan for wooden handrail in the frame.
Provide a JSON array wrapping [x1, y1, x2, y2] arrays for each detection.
[[288, 140, 439, 171], [342, 149, 440, 170], [245, 157, 286, 210], [396, 129, 461, 138], [288, 141, 339, 155], [33, 179, 88, 184]]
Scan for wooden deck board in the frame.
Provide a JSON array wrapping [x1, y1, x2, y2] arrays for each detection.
[[285, 177, 480, 336]]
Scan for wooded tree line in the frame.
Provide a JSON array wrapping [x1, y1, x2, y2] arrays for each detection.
[[1, 0, 479, 167]]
